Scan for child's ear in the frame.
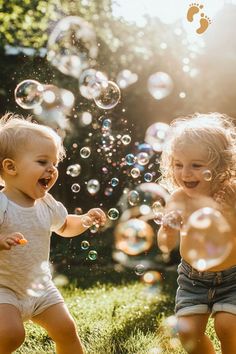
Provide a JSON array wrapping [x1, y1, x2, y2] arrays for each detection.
[[2, 158, 17, 176]]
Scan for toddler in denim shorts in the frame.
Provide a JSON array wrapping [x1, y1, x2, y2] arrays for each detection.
[[175, 259, 236, 317]]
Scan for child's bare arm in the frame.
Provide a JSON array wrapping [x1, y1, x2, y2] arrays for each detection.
[[56, 208, 107, 237], [157, 189, 184, 253]]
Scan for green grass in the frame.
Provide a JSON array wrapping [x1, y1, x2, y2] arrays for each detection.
[[14, 270, 221, 354]]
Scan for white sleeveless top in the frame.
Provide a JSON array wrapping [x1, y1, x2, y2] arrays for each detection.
[[0, 192, 67, 297]]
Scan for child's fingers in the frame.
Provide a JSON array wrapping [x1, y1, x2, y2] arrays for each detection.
[[10, 232, 28, 246]]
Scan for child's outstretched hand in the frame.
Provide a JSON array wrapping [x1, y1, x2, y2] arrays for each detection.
[[0, 232, 27, 251], [86, 208, 107, 228]]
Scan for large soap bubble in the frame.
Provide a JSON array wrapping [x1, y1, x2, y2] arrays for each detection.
[[145, 122, 170, 152], [47, 16, 98, 78], [147, 71, 173, 100], [94, 81, 121, 109], [183, 207, 233, 271], [15, 79, 44, 109], [114, 218, 154, 255]]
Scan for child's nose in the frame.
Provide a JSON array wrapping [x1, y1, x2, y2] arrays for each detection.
[[47, 164, 56, 173], [182, 167, 192, 178]]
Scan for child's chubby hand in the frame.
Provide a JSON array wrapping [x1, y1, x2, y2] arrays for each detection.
[[0, 232, 27, 251], [86, 208, 107, 227], [162, 210, 183, 231]]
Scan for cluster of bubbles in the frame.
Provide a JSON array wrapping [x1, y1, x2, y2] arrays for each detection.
[[14, 80, 75, 129]]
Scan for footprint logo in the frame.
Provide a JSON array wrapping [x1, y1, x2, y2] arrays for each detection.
[[187, 3, 204, 22], [196, 13, 211, 34], [187, 3, 212, 34]]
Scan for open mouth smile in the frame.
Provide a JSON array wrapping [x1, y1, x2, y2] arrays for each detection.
[[38, 178, 51, 189], [183, 181, 199, 189]]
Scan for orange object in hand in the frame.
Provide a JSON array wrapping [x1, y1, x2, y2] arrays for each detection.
[[17, 238, 28, 245]]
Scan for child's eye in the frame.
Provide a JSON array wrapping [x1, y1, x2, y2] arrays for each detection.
[[38, 160, 47, 165], [192, 164, 202, 168], [174, 163, 183, 168]]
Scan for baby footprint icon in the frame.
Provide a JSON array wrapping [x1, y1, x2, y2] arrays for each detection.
[[196, 13, 212, 34], [187, 3, 204, 22]]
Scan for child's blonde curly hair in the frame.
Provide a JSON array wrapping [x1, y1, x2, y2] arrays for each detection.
[[159, 112, 236, 198], [0, 112, 66, 177]]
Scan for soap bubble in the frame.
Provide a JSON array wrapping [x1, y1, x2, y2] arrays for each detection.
[[128, 190, 140, 206], [88, 250, 98, 260], [15, 79, 44, 109], [144, 172, 153, 182], [137, 152, 150, 166], [80, 147, 91, 158], [81, 240, 90, 250], [94, 81, 121, 109], [125, 154, 136, 166], [121, 134, 131, 145], [111, 178, 119, 187], [147, 71, 173, 100], [131, 167, 141, 179], [114, 218, 154, 255], [87, 179, 100, 195], [202, 169, 212, 182], [116, 69, 138, 89], [108, 208, 120, 220], [145, 122, 170, 152], [183, 207, 233, 271], [71, 183, 81, 193], [66, 164, 81, 177], [79, 69, 108, 99], [134, 264, 145, 276], [47, 16, 98, 78]]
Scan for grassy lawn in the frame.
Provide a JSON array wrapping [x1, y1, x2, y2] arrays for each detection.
[[14, 269, 221, 354]]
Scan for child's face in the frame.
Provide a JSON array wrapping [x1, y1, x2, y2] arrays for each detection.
[[172, 142, 212, 198], [4, 135, 59, 204]]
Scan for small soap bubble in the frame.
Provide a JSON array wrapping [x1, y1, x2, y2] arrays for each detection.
[[137, 152, 149, 166], [202, 169, 212, 181], [90, 224, 100, 233], [88, 250, 98, 260], [71, 183, 81, 193], [15, 79, 44, 109], [131, 168, 141, 179], [121, 134, 131, 145], [94, 81, 121, 110], [81, 240, 90, 250], [111, 178, 119, 187], [80, 147, 91, 158], [108, 208, 120, 220], [66, 164, 81, 177], [87, 179, 100, 195], [135, 264, 145, 276], [144, 172, 153, 182], [128, 190, 140, 206], [125, 154, 136, 166]]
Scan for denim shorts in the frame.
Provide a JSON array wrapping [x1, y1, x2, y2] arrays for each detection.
[[175, 259, 236, 317]]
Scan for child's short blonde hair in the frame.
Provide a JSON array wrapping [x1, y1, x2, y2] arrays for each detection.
[[159, 112, 236, 194], [0, 113, 66, 175]]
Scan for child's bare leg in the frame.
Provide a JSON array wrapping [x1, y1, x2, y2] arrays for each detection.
[[214, 312, 236, 354], [178, 314, 215, 354], [0, 304, 25, 354], [32, 303, 84, 354]]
